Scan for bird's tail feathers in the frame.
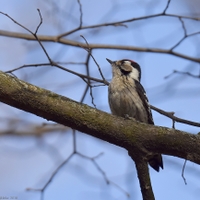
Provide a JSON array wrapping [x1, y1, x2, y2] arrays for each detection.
[[148, 154, 163, 172]]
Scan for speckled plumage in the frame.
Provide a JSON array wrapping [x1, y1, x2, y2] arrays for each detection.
[[107, 58, 163, 172], [108, 73, 153, 124]]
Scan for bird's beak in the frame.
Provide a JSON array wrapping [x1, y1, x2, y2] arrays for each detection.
[[106, 58, 114, 64]]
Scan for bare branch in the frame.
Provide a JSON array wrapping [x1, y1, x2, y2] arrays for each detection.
[[0, 10, 53, 63], [179, 17, 187, 36], [151, 105, 200, 127], [83, 52, 97, 107], [0, 30, 199, 63], [0, 11, 33, 34], [80, 35, 107, 84], [35, 9, 43, 34], [129, 151, 155, 200], [0, 123, 69, 136], [170, 17, 187, 50], [27, 152, 74, 192], [55, 7, 200, 39], [163, 0, 171, 14], [77, 152, 130, 197], [27, 127, 129, 198], [77, 0, 83, 27], [5, 62, 108, 85], [181, 160, 187, 185], [164, 69, 200, 79], [73, 129, 77, 152]]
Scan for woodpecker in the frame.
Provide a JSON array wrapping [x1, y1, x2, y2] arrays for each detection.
[[106, 58, 163, 172]]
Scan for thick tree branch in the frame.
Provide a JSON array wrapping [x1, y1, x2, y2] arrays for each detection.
[[0, 70, 200, 165], [129, 151, 155, 200]]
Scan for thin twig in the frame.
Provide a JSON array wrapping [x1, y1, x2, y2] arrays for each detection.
[[80, 84, 90, 103], [77, 152, 130, 197], [172, 119, 176, 129], [5, 62, 108, 84], [164, 70, 200, 79], [35, 9, 43, 34], [26, 152, 74, 192], [181, 160, 187, 185], [89, 85, 96, 108], [163, 0, 171, 14], [56, 11, 200, 39], [80, 35, 107, 84], [73, 129, 77, 152], [0, 10, 53, 63], [179, 17, 187, 36], [77, 0, 83, 27], [84, 52, 97, 107], [151, 105, 200, 127], [170, 17, 187, 50]]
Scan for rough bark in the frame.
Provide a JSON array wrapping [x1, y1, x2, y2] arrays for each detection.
[[0, 70, 200, 165]]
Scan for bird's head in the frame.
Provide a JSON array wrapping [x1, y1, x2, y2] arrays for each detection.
[[106, 58, 141, 82]]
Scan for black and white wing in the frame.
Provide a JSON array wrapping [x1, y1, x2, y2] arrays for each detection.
[[135, 80, 154, 125]]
